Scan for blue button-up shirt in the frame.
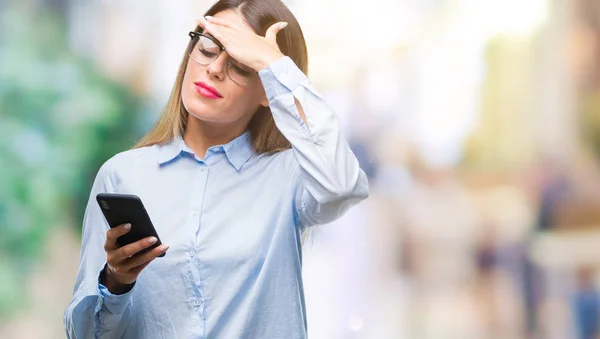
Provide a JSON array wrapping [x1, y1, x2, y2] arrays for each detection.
[[64, 56, 369, 339]]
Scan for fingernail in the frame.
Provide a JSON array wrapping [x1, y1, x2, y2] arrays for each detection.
[[124, 223, 131, 230], [148, 237, 157, 245], [205, 16, 213, 20], [279, 22, 288, 29], [160, 244, 170, 251], [197, 16, 206, 22]]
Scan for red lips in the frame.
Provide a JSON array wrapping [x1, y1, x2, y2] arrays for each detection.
[[194, 82, 222, 99]]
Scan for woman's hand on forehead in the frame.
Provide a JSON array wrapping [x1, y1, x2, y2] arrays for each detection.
[[197, 15, 288, 72]]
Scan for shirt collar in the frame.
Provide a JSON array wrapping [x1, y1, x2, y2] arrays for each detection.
[[157, 131, 254, 171], [221, 131, 254, 170]]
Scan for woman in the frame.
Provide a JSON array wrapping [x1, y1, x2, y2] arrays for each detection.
[[64, 0, 368, 338]]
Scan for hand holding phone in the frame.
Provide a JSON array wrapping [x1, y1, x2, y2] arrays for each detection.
[[102, 224, 169, 293], [96, 193, 169, 293]]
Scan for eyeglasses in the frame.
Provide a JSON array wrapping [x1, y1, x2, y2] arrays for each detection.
[[188, 31, 257, 86]]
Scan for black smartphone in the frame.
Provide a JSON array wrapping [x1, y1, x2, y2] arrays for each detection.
[[96, 193, 165, 257]]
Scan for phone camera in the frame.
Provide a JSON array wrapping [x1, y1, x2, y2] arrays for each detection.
[[100, 201, 110, 210]]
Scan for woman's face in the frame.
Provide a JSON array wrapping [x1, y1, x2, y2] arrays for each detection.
[[181, 9, 267, 127]]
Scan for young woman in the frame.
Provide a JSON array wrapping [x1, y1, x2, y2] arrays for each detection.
[[64, 0, 368, 338]]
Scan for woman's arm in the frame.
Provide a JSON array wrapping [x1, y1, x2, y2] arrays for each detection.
[[64, 160, 134, 338], [258, 56, 369, 230]]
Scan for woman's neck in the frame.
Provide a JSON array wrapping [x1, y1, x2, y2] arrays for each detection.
[[183, 116, 247, 159]]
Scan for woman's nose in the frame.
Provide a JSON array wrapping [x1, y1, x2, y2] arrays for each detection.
[[206, 52, 228, 81]]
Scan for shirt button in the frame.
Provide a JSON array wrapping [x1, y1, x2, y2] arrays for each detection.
[[187, 249, 196, 256]]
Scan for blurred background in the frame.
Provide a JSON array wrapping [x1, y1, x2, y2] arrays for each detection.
[[2, 0, 600, 338]]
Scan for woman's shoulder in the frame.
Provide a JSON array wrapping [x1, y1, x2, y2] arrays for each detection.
[[100, 144, 160, 172], [92, 145, 161, 187]]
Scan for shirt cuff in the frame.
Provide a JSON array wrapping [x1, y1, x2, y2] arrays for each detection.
[[97, 265, 134, 315], [258, 56, 309, 101]]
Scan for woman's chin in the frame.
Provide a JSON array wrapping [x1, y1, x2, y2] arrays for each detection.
[[185, 100, 222, 122], [188, 110, 221, 123]]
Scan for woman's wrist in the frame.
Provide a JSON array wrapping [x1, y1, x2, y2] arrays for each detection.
[[254, 51, 284, 72], [101, 265, 134, 295]]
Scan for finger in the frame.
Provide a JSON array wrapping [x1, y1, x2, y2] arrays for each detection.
[[265, 22, 287, 42], [198, 18, 221, 38], [117, 236, 159, 260], [204, 16, 234, 28], [128, 258, 155, 276], [197, 16, 225, 31], [124, 244, 170, 269], [104, 223, 131, 252], [196, 16, 211, 31]]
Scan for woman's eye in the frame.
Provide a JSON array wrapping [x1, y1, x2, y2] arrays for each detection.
[[200, 49, 218, 58]]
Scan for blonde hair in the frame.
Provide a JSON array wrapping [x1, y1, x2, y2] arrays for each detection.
[[133, 0, 309, 153]]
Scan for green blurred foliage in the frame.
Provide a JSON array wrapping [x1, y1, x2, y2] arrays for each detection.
[[0, 4, 145, 317]]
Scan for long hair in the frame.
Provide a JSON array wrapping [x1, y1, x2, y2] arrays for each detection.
[[133, 0, 309, 153]]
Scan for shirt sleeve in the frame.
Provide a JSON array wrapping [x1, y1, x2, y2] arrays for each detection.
[[258, 56, 369, 230], [64, 159, 135, 339]]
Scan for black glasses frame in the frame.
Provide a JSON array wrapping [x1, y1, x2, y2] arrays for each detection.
[[188, 31, 225, 53], [187, 31, 257, 86]]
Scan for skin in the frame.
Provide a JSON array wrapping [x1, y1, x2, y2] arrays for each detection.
[[102, 9, 302, 294]]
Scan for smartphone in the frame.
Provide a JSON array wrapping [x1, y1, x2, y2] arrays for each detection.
[[96, 193, 165, 257]]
